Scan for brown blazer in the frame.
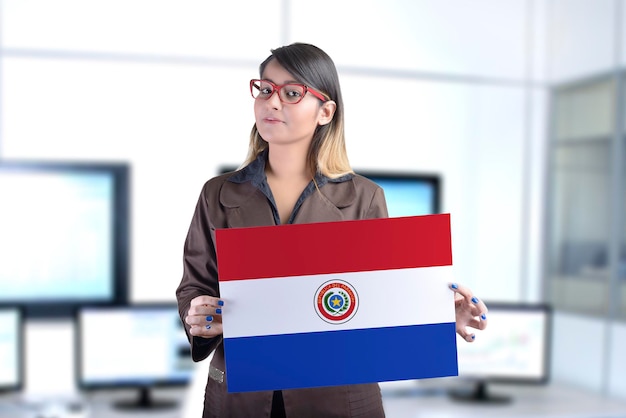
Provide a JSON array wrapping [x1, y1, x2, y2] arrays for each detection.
[[176, 171, 388, 418]]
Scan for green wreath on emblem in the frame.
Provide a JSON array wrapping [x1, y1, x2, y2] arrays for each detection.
[[323, 290, 350, 315], [337, 290, 349, 314]]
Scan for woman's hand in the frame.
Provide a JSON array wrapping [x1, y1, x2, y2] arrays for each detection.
[[449, 283, 488, 342], [185, 295, 224, 339]]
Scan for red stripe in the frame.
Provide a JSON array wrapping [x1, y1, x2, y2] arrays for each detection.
[[216, 214, 452, 281]]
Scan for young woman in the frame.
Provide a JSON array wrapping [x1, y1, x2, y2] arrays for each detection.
[[176, 42, 488, 418]]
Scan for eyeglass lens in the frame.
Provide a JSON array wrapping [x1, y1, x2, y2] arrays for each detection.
[[251, 80, 307, 104]]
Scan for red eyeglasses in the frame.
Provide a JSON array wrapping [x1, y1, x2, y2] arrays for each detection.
[[250, 79, 329, 104]]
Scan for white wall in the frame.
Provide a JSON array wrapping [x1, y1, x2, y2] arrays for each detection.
[[0, 0, 551, 403], [1, 0, 542, 307], [546, 0, 616, 83]]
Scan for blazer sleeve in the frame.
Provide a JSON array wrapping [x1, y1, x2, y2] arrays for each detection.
[[175, 181, 222, 362]]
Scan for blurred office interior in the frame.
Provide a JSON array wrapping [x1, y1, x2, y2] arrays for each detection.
[[0, 0, 626, 417]]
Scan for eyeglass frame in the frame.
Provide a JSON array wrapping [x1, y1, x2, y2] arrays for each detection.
[[249, 79, 329, 104]]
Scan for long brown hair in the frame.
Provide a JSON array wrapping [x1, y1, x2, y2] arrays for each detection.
[[243, 43, 353, 179]]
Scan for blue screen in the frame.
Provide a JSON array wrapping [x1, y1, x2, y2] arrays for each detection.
[[0, 170, 113, 301], [370, 178, 437, 217], [360, 173, 440, 217], [78, 305, 193, 388], [456, 303, 551, 383], [0, 162, 129, 318]]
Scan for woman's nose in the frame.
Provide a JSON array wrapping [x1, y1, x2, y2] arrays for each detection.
[[266, 90, 283, 109]]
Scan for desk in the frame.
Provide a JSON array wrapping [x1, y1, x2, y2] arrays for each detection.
[[2, 383, 626, 418], [0, 389, 186, 418], [381, 381, 626, 418]]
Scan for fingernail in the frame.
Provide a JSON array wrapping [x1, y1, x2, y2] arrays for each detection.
[[471, 334, 476, 340], [481, 313, 487, 320], [216, 308, 222, 314], [217, 300, 224, 306], [450, 283, 458, 289], [471, 297, 479, 304], [206, 325, 211, 330], [206, 315, 213, 322]]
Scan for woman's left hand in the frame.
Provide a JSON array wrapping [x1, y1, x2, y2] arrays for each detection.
[[449, 282, 488, 342]]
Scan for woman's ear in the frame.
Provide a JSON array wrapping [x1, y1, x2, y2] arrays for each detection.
[[317, 101, 337, 126]]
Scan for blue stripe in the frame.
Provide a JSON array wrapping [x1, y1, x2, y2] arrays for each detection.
[[223, 322, 458, 393]]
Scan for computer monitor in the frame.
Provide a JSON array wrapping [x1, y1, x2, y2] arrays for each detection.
[[452, 302, 552, 403], [0, 306, 23, 393], [357, 171, 441, 216], [0, 161, 130, 318], [218, 166, 442, 217], [75, 304, 194, 410]]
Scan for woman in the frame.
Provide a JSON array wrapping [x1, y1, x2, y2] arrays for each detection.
[[176, 42, 488, 418]]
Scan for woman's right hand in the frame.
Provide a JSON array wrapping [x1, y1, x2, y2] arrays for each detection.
[[185, 295, 224, 338]]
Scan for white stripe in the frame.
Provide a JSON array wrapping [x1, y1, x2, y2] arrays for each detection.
[[220, 265, 455, 339]]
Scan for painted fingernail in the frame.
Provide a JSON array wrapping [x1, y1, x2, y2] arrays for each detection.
[[471, 334, 476, 340], [471, 297, 479, 304], [450, 283, 458, 289], [206, 325, 211, 330], [206, 315, 213, 322], [216, 308, 222, 314], [481, 314, 487, 320], [217, 300, 224, 306]]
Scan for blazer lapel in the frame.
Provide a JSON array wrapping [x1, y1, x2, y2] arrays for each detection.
[[219, 180, 275, 228], [293, 179, 357, 224]]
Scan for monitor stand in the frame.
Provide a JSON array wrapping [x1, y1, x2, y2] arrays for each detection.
[[114, 387, 178, 410], [448, 380, 512, 404]]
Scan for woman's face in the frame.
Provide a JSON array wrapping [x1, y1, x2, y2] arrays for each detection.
[[254, 59, 329, 148]]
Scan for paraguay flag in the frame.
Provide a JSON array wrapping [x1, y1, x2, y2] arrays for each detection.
[[216, 214, 458, 393]]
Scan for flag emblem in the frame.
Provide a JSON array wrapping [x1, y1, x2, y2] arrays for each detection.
[[315, 280, 359, 324]]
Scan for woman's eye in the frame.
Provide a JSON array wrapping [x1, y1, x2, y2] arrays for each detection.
[[285, 89, 302, 97], [260, 87, 272, 95]]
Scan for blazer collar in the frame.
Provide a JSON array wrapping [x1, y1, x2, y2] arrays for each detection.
[[218, 150, 357, 227]]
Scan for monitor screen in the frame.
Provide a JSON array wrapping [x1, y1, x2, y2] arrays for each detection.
[[76, 304, 194, 410], [357, 171, 441, 216], [0, 306, 23, 392], [452, 302, 551, 403], [0, 161, 130, 318]]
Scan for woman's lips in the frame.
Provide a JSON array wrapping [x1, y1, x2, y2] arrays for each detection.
[[263, 117, 284, 124]]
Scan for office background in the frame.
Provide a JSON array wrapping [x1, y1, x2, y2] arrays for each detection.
[[1, 0, 625, 413]]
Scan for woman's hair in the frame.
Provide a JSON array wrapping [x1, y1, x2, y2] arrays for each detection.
[[243, 43, 353, 179]]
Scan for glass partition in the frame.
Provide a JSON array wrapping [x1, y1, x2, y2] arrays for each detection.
[[547, 77, 615, 316]]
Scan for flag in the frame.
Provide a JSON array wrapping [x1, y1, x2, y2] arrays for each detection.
[[216, 214, 458, 393]]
